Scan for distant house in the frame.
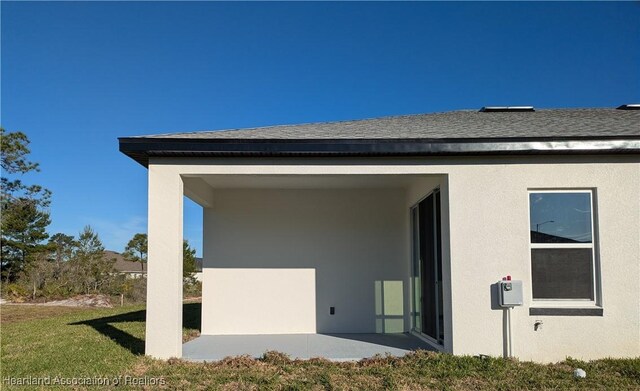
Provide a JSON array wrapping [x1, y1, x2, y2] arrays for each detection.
[[120, 106, 640, 362], [193, 257, 203, 282], [104, 250, 202, 280], [104, 250, 146, 278]]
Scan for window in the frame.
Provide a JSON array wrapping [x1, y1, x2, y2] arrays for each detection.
[[528, 190, 598, 303]]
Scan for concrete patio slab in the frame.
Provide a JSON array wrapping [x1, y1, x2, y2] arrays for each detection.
[[182, 333, 434, 362]]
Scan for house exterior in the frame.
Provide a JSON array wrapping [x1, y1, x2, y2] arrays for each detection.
[[105, 250, 146, 278], [105, 251, 203, 281], [119, 106, 640, 363], [193, 257, 203, 282]]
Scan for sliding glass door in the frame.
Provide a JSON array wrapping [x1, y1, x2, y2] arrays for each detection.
[[411, 189, 444, 344]]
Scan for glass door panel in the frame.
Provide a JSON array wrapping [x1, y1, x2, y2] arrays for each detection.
[[411, 189, 444, 344]]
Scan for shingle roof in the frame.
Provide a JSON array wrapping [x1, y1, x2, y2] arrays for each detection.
[[119, 108, 640, 167], [104, 250, 146, 273], [139, 109, 639, 139]]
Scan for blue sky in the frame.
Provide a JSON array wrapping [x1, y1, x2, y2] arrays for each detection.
[[2, 2, 639, 256]]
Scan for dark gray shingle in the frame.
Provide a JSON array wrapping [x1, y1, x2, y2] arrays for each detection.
[[137, 108, 639, 140]]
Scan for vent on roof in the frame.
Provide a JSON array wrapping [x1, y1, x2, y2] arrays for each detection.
[[480, 106, 535, 112], [616, 104, 640, 110]]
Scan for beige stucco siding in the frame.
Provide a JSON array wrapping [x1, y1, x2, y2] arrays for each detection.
[[146, 155, 639, 362], [202, 188, 412, 335], [446, 161, 640, 362], [203, 268, 317, 334], [145, 164, 184, 359]]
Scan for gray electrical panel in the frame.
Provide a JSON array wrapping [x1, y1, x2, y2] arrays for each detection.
[[498, 280, 523, 308]]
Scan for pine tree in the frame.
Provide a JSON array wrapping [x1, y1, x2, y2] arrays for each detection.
[[1, 128, 52, 281], [123, 233, 148, 271], [72, 226, 114, 294], [48, 233, 76, 265], [183, 240, 197, 278]]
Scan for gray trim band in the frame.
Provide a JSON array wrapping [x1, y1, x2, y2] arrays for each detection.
[[529, 307, 603, 316]]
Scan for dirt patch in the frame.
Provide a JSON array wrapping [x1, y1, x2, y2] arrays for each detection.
[[4, 294, 113, 308], [42, 294, 113, 307]]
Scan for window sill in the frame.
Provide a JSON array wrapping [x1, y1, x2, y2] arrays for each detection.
[[529, 307, 603, 316]]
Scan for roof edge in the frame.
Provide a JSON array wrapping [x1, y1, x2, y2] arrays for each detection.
[[119, 137, 640, 167]]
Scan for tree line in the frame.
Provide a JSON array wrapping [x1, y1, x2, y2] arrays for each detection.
[[1, 128, 198, 302]]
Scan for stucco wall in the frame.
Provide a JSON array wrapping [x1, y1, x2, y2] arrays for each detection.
[[202, 188, 413, 335], [445, 160, 640, 362], [147, 155, 639, 362], [203, 268, 317, 334]]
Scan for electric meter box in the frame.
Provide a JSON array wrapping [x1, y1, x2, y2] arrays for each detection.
[[498, 280, 523, 308]]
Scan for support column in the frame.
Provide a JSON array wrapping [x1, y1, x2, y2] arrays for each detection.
[[145, 164, 183, 359]]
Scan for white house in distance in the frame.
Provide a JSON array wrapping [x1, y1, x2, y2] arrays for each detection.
[[105, 250, 146, 278], [119, 106, 640, 363], [104, 250, 203, 281]]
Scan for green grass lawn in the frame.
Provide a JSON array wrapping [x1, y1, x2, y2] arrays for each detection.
[[1, 304, 639, 390]]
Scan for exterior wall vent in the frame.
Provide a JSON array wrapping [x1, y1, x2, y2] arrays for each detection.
[[480, 106, 535, 112], [616, 104, 640, 110]]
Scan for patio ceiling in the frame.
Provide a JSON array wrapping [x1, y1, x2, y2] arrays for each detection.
[[199, 174, 433, 189], [182, 174, 442, 207]]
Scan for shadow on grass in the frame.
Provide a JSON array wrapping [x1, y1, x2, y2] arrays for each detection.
[[69, 302, 201, 355]]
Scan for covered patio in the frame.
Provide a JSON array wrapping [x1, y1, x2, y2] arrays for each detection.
[[139, 161, 452, 360], [183, 333, 433, 362]]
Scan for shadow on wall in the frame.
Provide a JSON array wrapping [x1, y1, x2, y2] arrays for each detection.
[[375, 280, 405, 333], [68, 302, 202, 355]]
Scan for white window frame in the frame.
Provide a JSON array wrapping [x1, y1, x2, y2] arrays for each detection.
[[527, 189, 600, 308]]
